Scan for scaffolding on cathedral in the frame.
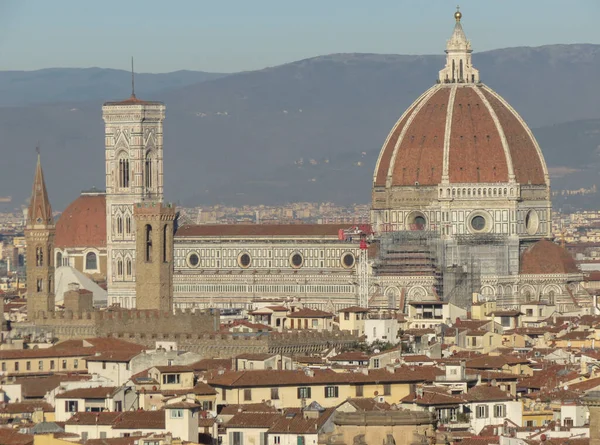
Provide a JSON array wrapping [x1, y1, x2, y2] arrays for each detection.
[[444, 233, 519, 309], [371, 230, 445, 308]]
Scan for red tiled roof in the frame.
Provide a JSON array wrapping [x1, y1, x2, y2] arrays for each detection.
[[287, 308, 333, 318], [0, 428, 33, 445], [465, 385, 514, 402], [151, 365, 194, 373], [374, 84, 547, 188], [66, 410, 166, 429], [235, 353, 276, 361], [208, 367, 432, 388], [219, 403, 278, 415], [55, 193, 106, 248], [329, 352, 370, 362], [189, 358, 232, 372], [520, 239, 579, 275], [15, 374, 92, 399], [225, 412, 281, 428], [401, 389, 463, 406], [0, 401, 53, 414], [176, 224, 358, 238], [339, 306, 369, 313], [56, 386, 118, 399], [103, 95, 163, 106]]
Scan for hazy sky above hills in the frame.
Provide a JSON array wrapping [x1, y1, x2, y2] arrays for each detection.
[[0, 0, 599, 73]]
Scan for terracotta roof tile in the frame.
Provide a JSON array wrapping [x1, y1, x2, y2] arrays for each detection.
[[0, 428, 33, 445], [226, 412, 281, 428], [287, 308, 333, 318], [55, 193, 106, 248], [176, 224, 362, 238], [56, 386, 118, 399], [219, 403, 278, 415], [465, 385, 514, 402], [520, 239, 579, 275]]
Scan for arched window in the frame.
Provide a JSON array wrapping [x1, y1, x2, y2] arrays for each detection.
[[163, 224, 168, 262], [36, 246, 43, 267], [125, 216, 131, 234], [56, 252, 62, 268], [86, 252, 97, 270], [117, 216, 123, 235], [145, 151, 154, 189], [459, 59, 464, 81], [126, 259, 132, 277], [118, 156, 130, 188], [117, 259, 123, 277], [145, 224, 153, 262]]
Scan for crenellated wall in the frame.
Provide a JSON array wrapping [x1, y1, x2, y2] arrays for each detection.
[[103, 330, 358, 358], [15, 308, 220, 341]]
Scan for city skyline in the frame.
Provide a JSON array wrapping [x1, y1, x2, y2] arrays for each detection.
[[0, 1, 598, 73]]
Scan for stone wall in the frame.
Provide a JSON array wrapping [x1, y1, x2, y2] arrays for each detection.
[[15, 309, 357, 358], [14, 308, 219, 341], [105, 330, 358, 358]]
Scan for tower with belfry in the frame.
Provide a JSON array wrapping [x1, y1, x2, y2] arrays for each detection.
[[24, 154, 55, 319]]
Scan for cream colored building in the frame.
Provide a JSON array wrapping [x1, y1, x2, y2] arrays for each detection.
[[207, 368, 425, 410]]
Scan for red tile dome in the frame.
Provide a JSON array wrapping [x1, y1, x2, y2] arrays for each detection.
[[55, 192, 106, 249], [373, 10, 548, 190], [520, 239, 579, 275], [373, 83, 548, 188]]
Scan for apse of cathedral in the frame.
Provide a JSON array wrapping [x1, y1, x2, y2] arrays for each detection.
[[29, 10, 591, 318]]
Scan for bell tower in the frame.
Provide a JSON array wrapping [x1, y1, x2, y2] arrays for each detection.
[[25, 154, 55, 319], [102, 91, 166, 309], [133, 202, 176, 312]]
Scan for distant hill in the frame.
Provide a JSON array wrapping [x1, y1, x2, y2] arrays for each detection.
[[0, 68, 225, 106], [2, 44, 600, 210]]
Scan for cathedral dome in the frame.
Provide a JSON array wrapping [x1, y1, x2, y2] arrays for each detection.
[[373, 83, 548, 188], [373, 12, 548, 189], [519, 239, 579, 275], [55, 191, 106, 249]]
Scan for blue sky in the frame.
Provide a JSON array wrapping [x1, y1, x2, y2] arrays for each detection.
[[0, 0, 598, 73]]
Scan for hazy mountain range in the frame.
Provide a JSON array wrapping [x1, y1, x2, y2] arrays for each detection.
[[2, 43, 600, 211]]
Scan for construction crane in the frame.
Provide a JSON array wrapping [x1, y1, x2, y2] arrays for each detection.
[[358, 233, 369, 308], [339, 225, 371, 308]]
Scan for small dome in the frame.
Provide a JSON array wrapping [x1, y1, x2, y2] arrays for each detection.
[[520, 239, 579, 275], [55, 192, 106, 248]]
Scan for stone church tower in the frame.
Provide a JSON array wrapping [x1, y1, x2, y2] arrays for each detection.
[[134, 202, 176, 312], [25, 154, 55, 318], [102, 93, 166, 309]]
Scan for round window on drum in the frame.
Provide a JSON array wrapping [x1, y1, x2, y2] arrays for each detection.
[[290, 252, 304, 268], [187, 252, 200, 267], [238, 252, 252, 268], [341, 253, 355, 269]]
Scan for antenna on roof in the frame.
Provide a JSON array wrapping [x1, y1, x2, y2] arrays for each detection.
[[131, 57, 136, 98]]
